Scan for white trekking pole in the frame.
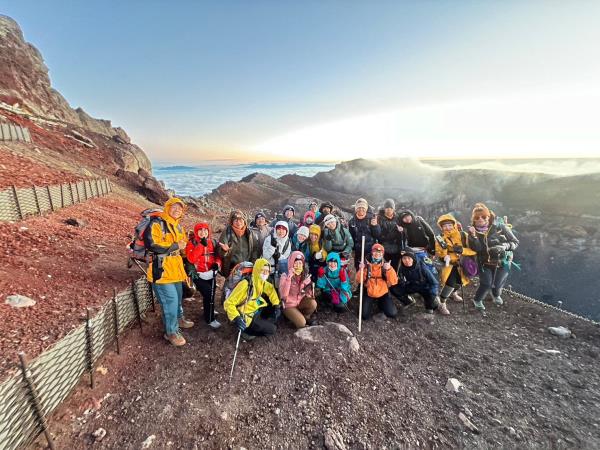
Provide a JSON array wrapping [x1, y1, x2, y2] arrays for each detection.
[[358, 235, 366, 333], [229, 285, 253, 382]]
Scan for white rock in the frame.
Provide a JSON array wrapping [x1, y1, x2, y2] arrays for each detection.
[[294, 326, 323, 343], [5, 294, 36, 308], [446, 378, 462, 392], [220, 411, 228, 420], [548, 326, 571, 338], [325, 322, 353, 336], [545, 349, 561, 355], [348, 337, 360, 353], [458, 412, 479, 434], [92, 427, 106, 442], [141, 434, 156, 448], [324, 428, 347, 450]]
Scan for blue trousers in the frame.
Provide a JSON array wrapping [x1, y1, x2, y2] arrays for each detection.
[[153, 282, 183, 335]]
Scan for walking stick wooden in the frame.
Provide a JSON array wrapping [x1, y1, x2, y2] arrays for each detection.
[[358, 235, 366, 333]]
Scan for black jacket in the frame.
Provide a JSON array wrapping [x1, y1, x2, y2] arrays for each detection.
[[348, 212, 381, 254]]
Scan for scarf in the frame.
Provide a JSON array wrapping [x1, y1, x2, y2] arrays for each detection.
[[231, 223, 247, 238], [475, 225, 489, 233]]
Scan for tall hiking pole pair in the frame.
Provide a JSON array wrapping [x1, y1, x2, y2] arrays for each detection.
[[229, 280, 254, 382], [208, 268, 221, 329], [358, 236, 366, 333]]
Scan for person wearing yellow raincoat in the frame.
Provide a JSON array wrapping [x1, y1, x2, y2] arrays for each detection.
[[145, 197, 191, 346], [434, 214, 477, 315], [224, 258, 282, 339]]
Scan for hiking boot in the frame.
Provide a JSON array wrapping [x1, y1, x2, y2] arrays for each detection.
[[473, 300, 486, 311], [493, 296, 504, 306], [306, 316, 318, 326], [164, 333, 186, 346], [208, 319, 222, 329], [451, 291, 463, 303], [438, 302, 450, 315], [425, 309, 434, 315], [241, 332, 256, 341], [178, 317, 195, 328], [401, 296, 416, 309]]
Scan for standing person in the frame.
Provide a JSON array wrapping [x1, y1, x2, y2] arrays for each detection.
[[322, 214, 354, 266], [250, 211, 272, 248], [348, 198, 381, 270], [307, 224, 327, 281], [435, 214, 477, 315], [224, 258, 282, 339], [145, 197, 192, 346], [271, 205, 298, 237], [278, 251, 317, 328], [377, 199, 403, 270], [356, 243, 398, 320], [262, 221, 292, 278], [316, 252, 352, 313], [302, 210, 316, 227], [314, 201, 334, 226], [185, 222, 222, 329], [308, 200, 319, 220], [292, 226, 311, 260], [398, 210, 436, 254], [394, 250, 440, 314], [468, 203, 519, 311], [218, 210, 259, 278]]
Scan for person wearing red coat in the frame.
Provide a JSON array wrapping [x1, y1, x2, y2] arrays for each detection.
[[185, 222, 222, 328]]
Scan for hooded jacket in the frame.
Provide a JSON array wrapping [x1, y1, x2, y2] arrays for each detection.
[[307, 224, 328, 267], [377, 209, 403, 255], [185, 222, 222, 279], [250, 222, 272, 249], [219, 210, 259, 278], [278, 251, 314, 309], [314, 202, 334, 226], [262, 221, 292, 267], [398, 253, 439, 297], [435, 214, 477, 286], [316, 252, 351, 302], [270, 205, 298, 237], [145, 197, 188, 284], [467, 212, 519, 268], [302, 210, 316, 227], [399, 210, 435, 252], [348, 211, 381, 254], [224, 258, 281, 326], [356, 256, 398, 298], [322, 218, 354, 256]]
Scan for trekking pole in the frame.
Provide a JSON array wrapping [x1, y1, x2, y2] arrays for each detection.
[[229, 285, 253, 382], [209, 269, 217, 324], [358, 236, 365, 333]]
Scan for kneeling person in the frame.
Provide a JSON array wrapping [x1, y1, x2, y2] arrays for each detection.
[[394, 250, 440, 314], [357, 243, 398, 320], [279, 251, 317, 328], [316, 252, 351, 313], [224, 258, 282, 339]]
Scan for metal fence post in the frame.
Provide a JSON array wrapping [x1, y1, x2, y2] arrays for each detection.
[[68, 182, 75, 204], [84, 308, 95, 388], [32, 185, 41, 214], [11, 185, 23, 220], [131, 281, 144, 333], [112, 289, 120, 354], [18, 352, 56, 450], [60, 183, 65, 208], [47, 185, 55, 212]]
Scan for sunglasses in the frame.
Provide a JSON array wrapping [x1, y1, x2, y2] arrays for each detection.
[[474, 215, 489, 220]]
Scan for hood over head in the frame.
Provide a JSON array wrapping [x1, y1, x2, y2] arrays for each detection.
[[193, 222, 211, 239], [163, 197, 186, 221]]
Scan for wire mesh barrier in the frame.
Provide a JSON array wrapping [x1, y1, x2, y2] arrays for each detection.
[[0, 121, 32, 143], [0, 178, 112, 222], [0, 277, 154, 450]]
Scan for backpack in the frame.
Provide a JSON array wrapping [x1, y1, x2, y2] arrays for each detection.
[[460, 255, 479, 278], [409, 247, 438, 278], [128, 208, 165, 262], [222, 261, 254, 303]]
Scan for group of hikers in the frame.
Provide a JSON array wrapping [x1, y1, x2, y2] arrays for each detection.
[[138, 196, 519, 346]]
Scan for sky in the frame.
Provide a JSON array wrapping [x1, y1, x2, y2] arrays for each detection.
[[2, 0, 600, 162]]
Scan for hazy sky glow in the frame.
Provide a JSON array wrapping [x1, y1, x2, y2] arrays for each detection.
[[3, 1, 600, 162]]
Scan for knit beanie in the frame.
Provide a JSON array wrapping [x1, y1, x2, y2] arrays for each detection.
[[297, 226, 310, 239], [383, 198, 395, 210], [401, 249, 416, 264], [254, 211, 266, 223], [471, 203, 491, 221], [355, 198, 368, 211], [283, 205, 295, 214], [323, 214, 336, 227], [371, 243, 384, 253]]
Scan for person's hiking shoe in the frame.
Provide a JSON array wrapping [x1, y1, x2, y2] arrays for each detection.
[[425, 309, 434, 315], [183, 297, 195, 303], [241, 332, 256, 341], [178, 317, 195, 328], [473, 300, 486, 311], [164, 333, 186, 346], [493, 296, 504, 306], [208, 319, 222, 329], [451, 291, 463, 302], [402, 296, 416, 309], [306, 316, 318, 326], [438, 302, 450, 315]]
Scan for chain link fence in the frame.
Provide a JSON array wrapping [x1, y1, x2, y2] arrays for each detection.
[[0, 277, 154, 450], [0, 178, 111, 222]]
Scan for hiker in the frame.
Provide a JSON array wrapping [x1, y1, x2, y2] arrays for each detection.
[[278, 251, 317, 328], [377, 199, 403, 270], [322, 214, 354, 266], [185, 222, 222, 328], [393, 249, 440, 314], [302, 210, 316, 227], [348, 198, 381, 270], [357, 243, 398, 320], [308, 200, 319, 220], [270, 204, 298, 237], [145, 197, 193, 346], [307, 224, 327, 281], [316, 252, 351, 313], [468, 203, 519, 311], [262, 221, 292, 277], [224, 258, 282, 339], [218, 210, 260, 278], [250, 211, 272, 248], [292, 225, 311, 260], [398, 210, 436, 254], [435, 214, 477, 315], [314, 201, 334, 226]]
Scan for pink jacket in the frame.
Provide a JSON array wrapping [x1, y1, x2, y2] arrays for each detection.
[[278, 251, 313, 308]]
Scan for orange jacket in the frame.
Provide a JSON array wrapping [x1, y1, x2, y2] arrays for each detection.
[[356, 261, 398, 298]]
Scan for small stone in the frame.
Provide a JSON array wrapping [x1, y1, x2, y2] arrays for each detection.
[[96, 366, 108, 375], [19, 226, 28, 231], [5, 294, 36, 308], [324, 428, 347, 450], [65, 217, 88, 227], [220, 411, 228, 420], [545, 349, 561, 355], [141, 435, 156, 448], [275, 408, 281, 415], [92, 427, 106, 442], [548, 326, 571, 338], [348, 337, 360, 353], [458, 412, 479, 434], [446, 378, 462, 393]]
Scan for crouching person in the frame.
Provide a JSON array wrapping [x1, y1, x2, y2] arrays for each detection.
[[279, 251, 317, 328], [393, 250, 440, 314], [316, 252, 351, 313], [357, 243, 398, 320], [224, 258, 282, 340]]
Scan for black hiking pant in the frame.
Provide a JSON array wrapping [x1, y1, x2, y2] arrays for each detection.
[[474, 265, 510, 303], [362, 292, 397, 320], [193, 277, 216, 324], [391, 285, 438, 310], [246, 306, 278, 337]]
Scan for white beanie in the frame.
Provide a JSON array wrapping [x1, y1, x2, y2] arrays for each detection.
[[323, 214, 336, 226], [297, 226, 310, 238], [355, 198, 368, 211]]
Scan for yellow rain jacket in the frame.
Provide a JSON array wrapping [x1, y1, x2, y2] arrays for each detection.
[[435, 214, 477, 286], [224, 258, 281, 326], [146, 197, 188, 284]]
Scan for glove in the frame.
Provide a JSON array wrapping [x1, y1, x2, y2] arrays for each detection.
[[383, 261, 391, 271], [233, 316, 247, 332], [339, 269, 347, 282], [270, 235, 277, 247], [200, 237, 208, 247], [325, 233, 333, 241], [273, 248, 281, 261], [453, 245, 463, 255], [340, 252, 349, 260], [318, 267, 325, 278], [210, 262, 219, 271], [503, 242, 516, 251], [331, 290, 341, 305], [273, 307, 282, 321], [315, 251, 323, 260], [489, 245, 506, 259], [443, 255, 451, 266]]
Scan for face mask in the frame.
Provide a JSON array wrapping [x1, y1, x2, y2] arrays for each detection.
[[260, 273, 269, 281], [293, 266, 303, 275], [372, 257, 382, 263]]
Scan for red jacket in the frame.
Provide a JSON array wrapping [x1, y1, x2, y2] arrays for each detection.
[[185, 223, 222, 273]]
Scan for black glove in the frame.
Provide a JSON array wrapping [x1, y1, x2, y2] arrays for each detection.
[[453, 245, 463, 255], [270, 235, 277, 247], [273, 306, 282, 321], [210, 262, 219, 271], [273, 248, 281, 261], [200, 237, 208, 247], [325, 232, 333, 241], [341, 252, 349, 260], [233, 316, 247, 332], [489, 245, 505, 259]]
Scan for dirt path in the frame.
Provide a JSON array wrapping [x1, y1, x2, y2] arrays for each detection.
[[43, 287, 600, 449]]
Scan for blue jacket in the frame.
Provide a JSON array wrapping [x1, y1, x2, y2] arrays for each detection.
[[316, 252, 351, 303], [398, 259, 439, 297]]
